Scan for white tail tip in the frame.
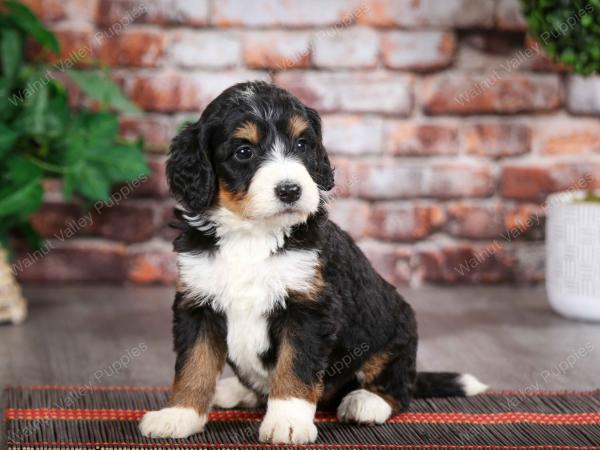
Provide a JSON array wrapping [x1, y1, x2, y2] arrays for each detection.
[[459, 374, 489, 396]]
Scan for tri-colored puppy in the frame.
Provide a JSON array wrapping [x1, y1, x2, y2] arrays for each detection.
[[139, 81, 487, 444]]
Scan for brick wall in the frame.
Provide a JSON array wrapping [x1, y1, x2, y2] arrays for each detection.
[[17, 0, 600, 286]]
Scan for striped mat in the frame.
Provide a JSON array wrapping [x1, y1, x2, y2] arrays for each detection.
[[3, 386, 600, 449]]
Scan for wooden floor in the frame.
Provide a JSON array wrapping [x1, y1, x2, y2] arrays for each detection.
[[1, 284, 599, 444]]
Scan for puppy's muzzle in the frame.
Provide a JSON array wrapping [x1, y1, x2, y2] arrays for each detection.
[[275, 181, 302, 204]]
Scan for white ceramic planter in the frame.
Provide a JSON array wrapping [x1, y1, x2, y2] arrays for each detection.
[[546, 191, 600, 321]]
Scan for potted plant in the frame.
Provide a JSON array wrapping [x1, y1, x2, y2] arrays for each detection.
[[0, 1, 149, 323], [523, 0, 600, 320], [546, 190, 600, 321]]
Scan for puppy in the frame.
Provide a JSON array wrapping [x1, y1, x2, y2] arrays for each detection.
[[139, 81, 487, 444]]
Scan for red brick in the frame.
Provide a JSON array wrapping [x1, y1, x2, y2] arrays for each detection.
[[329, 157, 362, 198], [533, 119, 600, 155], [358, 240, 412, 286], [97, 0, 207, 26], [123, 73, 199, 113], [20, 0, 66, 21], [382, 31, 456, 71], [30, 202, 96, 238], [422, 74, 563, 115], [168, 31, 240, 69], [495, 0, 527, 31], [446, 202, 506, 240], [418, 242, 515, 284], [125, 157, 169, 200], [525, 36, 570, 72], [454, 33, 526, 71], [31, 200, 162, 243], [501, 162, 599, 201], [62, 0, 99, 22], [97, 29, 164, 67], [501, 165, 553, 201], [244, 31, 311, 70], [313, 27, 378, 69], [158, 200, 180, 242], [328, 199, 371, 239], [322, 115, 383, 155], [192, 71, 271, 109], [119, 115, 175, 152], [124, 71, 267, 113], [347, 160, 495, 200], [275, 72, 413, 115], [384, 122, 458, 156], [127, 241, 176, 284], [212, 0, 363, 27], [463, 123, 531, 158], [15, 240, 128, 283], [31, 27, 94, 66], [504, 204, 545, 241], [567, 76, 600, 116], [369, 204, 444, 242], [94, 201, 162, 242], [359, 0, 494, 28], [510, 242, 545, 283]]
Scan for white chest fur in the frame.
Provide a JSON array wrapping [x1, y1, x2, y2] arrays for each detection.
[[177, 227, 319, 394]]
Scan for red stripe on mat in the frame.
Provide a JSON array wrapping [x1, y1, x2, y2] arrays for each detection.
[[6, 408, 600, 425], [8, 442, 600, 450], [5, 385, 170, 392], [5, 385, 599, 396]]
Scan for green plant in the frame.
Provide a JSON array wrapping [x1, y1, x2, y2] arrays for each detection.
[[522, 0, 600, 75], [0, 1, 149, 253]]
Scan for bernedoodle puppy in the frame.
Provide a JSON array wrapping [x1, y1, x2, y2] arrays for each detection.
[[139, 81, 487, 444]]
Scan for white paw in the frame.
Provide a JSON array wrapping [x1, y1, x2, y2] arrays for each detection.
[[139, 407, 207, 439], [213, 377, 259, 409], [259, 398, 317, 444], [337, 389, 392, 424]]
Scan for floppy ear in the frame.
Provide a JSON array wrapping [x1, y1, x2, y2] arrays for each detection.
[[166, 120, 216, 212], [306, 107, 335, 191]]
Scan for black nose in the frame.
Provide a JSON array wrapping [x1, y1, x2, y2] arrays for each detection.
[[275, 182, 302, 204]]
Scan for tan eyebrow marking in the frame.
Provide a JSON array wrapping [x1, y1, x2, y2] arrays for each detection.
[[288, 115, 309, 139], [232, 121, 260, 144]]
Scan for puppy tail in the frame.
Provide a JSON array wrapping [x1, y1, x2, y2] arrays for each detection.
[[414, 372, 488, 398]]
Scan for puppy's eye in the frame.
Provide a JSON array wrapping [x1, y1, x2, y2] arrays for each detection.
[[235, 146, 253, 161], [296, 139, 307, 152]]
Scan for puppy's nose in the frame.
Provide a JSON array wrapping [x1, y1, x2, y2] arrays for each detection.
[[275, 182, 302, 204]]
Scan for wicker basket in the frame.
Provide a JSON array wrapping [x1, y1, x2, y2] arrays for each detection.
[[0, 246, 27, 324]]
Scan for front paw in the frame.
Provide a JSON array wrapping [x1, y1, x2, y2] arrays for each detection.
[[139, 407, 207, 438], [258, 398, 317, 444]]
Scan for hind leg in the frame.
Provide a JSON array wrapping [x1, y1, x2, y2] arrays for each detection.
[[337, 345, 416, 425], [213, 376, 261, 409]]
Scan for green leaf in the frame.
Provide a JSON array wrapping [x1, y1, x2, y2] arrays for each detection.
[[0, 170, 43, 219], [0, 78, 20, 122], [0, 124, 18, 159], [68, 70, 140, 113], [87, 112, 119, 144], [12, 78, 51, 136], [5, 155, 43, 185], [62, 172, 75, 201], [45, 88, 70, 138], [19, 222, 43, 250], [1, 28, 22, 84], [102, 81, 141, 113], [89, 143, 150, 182], [72, 164, 111, 201], [5, 1, 59, 53]]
